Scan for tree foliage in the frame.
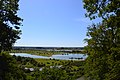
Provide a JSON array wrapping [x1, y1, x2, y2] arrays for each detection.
[[0, 53, 26, 80], [0, 0, 22, 52], [83, 0, 120, 80], [83, 0, 120, 20]]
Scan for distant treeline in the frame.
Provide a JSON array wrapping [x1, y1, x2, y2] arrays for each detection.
[[12, 46, 84, 50]]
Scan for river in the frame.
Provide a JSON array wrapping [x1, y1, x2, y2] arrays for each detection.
[[10, 53, 88, 60]]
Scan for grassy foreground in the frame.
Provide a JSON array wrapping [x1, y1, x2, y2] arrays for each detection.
[[1, 52, 85, 80]]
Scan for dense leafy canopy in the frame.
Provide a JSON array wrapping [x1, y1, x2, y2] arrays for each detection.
[[83, 0, 120, 20], [0, 0, 22, 52], [84, 23, 120, 80], [0, 53, 26, 80], [83, 0, 120, 80]]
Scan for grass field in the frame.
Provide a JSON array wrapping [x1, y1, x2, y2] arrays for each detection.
[[10, 50, 63, 57]]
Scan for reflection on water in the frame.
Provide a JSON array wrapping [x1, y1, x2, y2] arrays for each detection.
[[10, 53, 88, 60]]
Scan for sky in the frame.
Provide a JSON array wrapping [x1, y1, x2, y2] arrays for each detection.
[[15, 0, 99, 47]]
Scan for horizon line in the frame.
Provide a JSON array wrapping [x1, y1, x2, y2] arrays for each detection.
[[14, 45, 85, 48]]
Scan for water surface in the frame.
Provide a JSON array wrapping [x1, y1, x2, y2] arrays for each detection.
[[10, 53, 87, 60]]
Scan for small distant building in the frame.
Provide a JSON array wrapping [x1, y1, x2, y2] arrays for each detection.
[[29, 68, 34, 71]]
